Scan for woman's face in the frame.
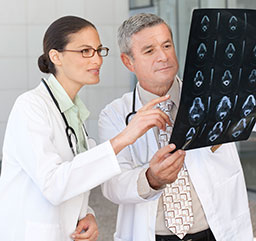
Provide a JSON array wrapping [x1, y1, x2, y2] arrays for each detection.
[[56, 26, 104, 92]]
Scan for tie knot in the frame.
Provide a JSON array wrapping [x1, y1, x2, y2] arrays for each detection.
[[157, 99, 174, 114]]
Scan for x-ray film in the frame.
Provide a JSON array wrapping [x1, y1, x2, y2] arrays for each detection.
[[169, 9, 256, 150]]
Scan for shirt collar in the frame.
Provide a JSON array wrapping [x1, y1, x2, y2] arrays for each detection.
[[47, 74, 90, 121], [137, 76, 181, 108]]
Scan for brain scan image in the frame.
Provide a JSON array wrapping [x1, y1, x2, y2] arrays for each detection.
[[253, 45, 256, 58], [225, 43, 236, 60], [228, 16, 238, 32], [194, 70, 204, 88], [232, 118, 247, 138], [241, 94, 256, 117], [182, 127, 196, 149], [201, 15, 210, 32], [248, 69, 256, 89], [216, 96, 232, 121], [221, 70, 232, 88], [186, 127, 196, 141], [189, 97, 205, 125], [197, 43, 207, 60], [169, 9, 256, 150], [208, 122, 224, 142]]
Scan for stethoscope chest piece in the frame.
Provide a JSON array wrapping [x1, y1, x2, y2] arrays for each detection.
[[87, 138, 97, 149]]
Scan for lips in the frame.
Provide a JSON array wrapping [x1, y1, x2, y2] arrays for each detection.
[[88, 68, 100, 75], [155, 66, 172, 72]]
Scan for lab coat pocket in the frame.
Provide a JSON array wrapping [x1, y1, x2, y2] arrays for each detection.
[[213, 171, 248, 223], [25, 221, 61, 241]]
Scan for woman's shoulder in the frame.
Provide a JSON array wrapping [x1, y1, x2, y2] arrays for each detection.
[[16, 83, 49, 106], [13, 83, 52, 115]]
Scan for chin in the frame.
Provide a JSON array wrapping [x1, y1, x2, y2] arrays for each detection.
[[86, 78, 100, 85]]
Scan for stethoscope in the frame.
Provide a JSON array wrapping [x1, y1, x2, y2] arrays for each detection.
[[125, 86, 137, 125], [41, 78, 96, 156]]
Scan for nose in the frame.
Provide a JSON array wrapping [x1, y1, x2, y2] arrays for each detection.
[[156, 48, 168, 62], [91, 52, 103, 66]]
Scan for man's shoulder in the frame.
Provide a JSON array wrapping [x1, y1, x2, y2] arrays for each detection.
[[102, 91, 133, 112]]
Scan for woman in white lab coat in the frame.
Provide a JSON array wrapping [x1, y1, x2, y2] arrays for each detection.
[[0, 16, 170, 241]]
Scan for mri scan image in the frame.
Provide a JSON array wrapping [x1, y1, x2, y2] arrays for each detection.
[[201, 15, 210, 32], [228, 16, 238, 32], [225, 43, 236, 60], [208, 122, 224, 142], [216, 96, 232, 121], [182, 127, 197, 149], [169, 9, 256, 150], [248, 69, 256, 89], [194, 70, 204, 88], [189, 97, 205, 126], [197, 43, 207, 60], [221, 70, 233, 88], [232, 118, 247, 138], [241, 94, 256, 117]]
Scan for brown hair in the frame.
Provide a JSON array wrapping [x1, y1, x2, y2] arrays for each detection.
[[38, 16, 96, 75]]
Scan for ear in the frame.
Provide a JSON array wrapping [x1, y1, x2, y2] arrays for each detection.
[[120, 53, 135, 72], [49, 49, 62, 67]]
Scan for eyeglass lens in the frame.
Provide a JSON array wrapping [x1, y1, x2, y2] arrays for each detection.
[[82, 47, 108, 57]]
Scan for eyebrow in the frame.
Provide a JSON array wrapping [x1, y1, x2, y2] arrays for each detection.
[[77, 44, 103, 48], [141, 39, 173, 52]]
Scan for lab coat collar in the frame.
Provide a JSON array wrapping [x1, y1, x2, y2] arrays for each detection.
[[47, 74, 90, 122], [135, 84, 159, 155]]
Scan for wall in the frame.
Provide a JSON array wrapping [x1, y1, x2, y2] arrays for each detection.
[[0, 0, 130, 158]]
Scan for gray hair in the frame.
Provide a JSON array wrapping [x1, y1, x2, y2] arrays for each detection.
[[118, 13, 172, 57]]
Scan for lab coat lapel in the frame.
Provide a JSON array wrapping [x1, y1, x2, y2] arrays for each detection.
[[135, 88, 159, 158]]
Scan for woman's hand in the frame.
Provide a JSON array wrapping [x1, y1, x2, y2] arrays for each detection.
[[71, 214, 98, 241], [110, 95, 171, 154]]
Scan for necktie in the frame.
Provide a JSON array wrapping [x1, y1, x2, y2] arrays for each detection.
[[157, 100, 194, 239]]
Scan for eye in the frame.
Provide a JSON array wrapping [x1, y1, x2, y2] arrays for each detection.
[[144, 49, 154, 54], [81, 48, 91, 54], [163, 44, 172, 49]]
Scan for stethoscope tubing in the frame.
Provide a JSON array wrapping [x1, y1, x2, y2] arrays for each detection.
[[125, 86, 137, 126], [41, 78, 88, 156]]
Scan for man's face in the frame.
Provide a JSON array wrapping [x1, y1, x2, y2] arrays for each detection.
[[127, 23, 179, 93]]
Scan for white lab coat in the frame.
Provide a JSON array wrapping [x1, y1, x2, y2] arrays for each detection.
[[98, 88, 254, 241], [0, 83, 121, 241]]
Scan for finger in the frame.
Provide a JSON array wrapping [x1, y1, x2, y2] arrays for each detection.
[[161, 150, 185, 171], [72, 223, 84, 238], [146, 109, 172, 127], [140, 95, 170, 110], [75, 230, 98, 241], [73, 230, 92, 240], [152, 144, 176, 163], [137, 109, 172, 129], [133, 113, 168, 132], [72, 224, 90, 240]]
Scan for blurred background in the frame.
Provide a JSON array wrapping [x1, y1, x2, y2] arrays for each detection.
[[0, 0, 255, 240]]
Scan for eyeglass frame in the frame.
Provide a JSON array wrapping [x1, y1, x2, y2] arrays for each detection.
[[58, 46, 109, 58]]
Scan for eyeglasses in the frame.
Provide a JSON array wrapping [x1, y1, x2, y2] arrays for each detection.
[[59, 47, 109, 58]]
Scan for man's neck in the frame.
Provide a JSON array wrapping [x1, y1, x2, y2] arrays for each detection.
[[140, 79, 174, 97]]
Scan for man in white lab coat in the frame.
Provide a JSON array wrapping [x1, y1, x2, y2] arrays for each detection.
[[98, 13, 255, 241]]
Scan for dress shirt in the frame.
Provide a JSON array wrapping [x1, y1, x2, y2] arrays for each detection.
[[137, 76, 209, 235], [47, 74, 90, 153]]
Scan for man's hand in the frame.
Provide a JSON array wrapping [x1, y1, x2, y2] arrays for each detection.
[[146, 144, 185, 189], [71, 214, 98, 241]]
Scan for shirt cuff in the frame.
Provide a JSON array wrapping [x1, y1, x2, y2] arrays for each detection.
[[137, 168, 164, 199]]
